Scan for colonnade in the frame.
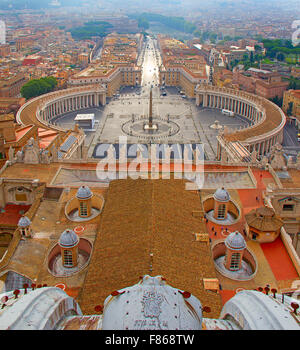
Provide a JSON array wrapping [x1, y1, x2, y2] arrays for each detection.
[[195, 84, 286, 156], [40, 90, 106, 123], [198, 92, 263, 124]]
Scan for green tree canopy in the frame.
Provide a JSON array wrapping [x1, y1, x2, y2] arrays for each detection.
[[21, 76, 57, 99], [138, 18, 149, 30], [287, 77, 300, 90], [70, 21, 113, 40], [131, 13, 196, 34]]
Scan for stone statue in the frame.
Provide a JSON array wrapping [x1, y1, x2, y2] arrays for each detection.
[[251, 149, 258, 163], [287, 156, 294, 169], [8, 146, 14, 162], [16, 150, 24, 163], [269, 143, 286, 170], [23, 137, 40, 164], [40, 149, 50, 164], [51, 147, 58, 162], [260, 156, 269, 168]]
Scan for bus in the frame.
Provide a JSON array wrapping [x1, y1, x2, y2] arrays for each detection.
[[222, 109, 235, 117]]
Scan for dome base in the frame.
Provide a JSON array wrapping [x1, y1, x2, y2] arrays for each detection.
[[206, 209, 236, 225], [214, 256, 255, 281]]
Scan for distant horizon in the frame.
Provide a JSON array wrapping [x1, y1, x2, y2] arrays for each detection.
[[0, 0, 299, 11]]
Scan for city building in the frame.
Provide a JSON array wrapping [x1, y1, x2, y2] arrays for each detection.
[[233, 67, 289, 99], [22, 55, 43, 67], [282, 89, 300, 123], [158, 36, 209, 97], [68, 34, 142, 97], [0, 45, 10, 58], [0, 74, 27, 98], [0, 26, 299, 331]]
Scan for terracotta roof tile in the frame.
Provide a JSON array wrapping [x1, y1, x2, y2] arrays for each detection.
[[78, 179, 223, 318]]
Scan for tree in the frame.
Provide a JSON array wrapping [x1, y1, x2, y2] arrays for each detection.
[[270, 95, 282, 107], [209, 33, 217, 44], [193, 30, 202, 39], [276, 52, 285, 61], [288, 77, 300, 90], [242, 53, 249, 61], [254, 44, 262, 52], [287, 102, 294, 116], [21, 76, 57, 100], [138, 18, 149, 31]]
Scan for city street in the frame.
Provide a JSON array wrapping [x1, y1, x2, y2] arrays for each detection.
[[282, 122, 300, 157], [54, 37, 250, 161]]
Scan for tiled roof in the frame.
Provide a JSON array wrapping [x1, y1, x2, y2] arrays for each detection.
[[0, 204, 31, 227], [78, 178, 223, 318], [224, 97, 284, 142], [245, 206, 283, 232]]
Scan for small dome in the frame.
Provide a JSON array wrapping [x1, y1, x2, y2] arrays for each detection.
[[59, 229, 79, 248], [76, 185, 92, 200], [18, 216, 31, 228], [225, 231, 246, 250], [214, 187, 230, 202]]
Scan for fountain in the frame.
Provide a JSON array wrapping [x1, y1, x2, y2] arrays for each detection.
[[210, 120, 223, 130]]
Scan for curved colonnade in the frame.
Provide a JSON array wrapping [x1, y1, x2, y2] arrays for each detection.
[[16, 85, 107, 132], [16, 83, 286, 158], [195, 84, 286, 156]]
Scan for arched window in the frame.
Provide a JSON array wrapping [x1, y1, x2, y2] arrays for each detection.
[[230, 252, 241, 270], [217, 204, 226, 219], [79, 201, 88, 217], [63, 250, 73, 267]]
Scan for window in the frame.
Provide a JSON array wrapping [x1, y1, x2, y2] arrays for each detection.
[[283, 204, 294, 211], [230, 252, 241, 271], [79, 201, 88, 216], [63, 250, 73, 267], [217, 204, 226, 219]]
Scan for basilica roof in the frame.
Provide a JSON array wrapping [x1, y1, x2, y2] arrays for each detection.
[[78, 178, 223, 318]]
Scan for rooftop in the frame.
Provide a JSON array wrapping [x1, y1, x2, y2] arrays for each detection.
[[78, 178, 223, 318], [0, 204, 31, 227]]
